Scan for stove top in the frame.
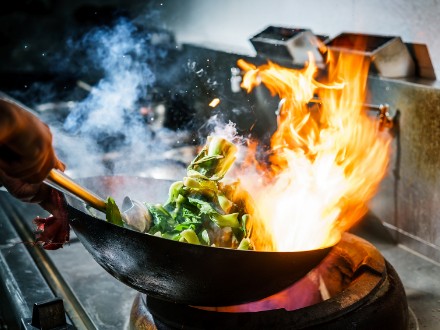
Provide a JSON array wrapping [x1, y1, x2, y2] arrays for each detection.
[[0, 191, 438, 329]]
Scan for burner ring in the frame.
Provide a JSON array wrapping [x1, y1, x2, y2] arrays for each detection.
[[129, 234, 409, 330]]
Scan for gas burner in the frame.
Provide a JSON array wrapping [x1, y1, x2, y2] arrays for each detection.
[[129, 233, 409, 329]]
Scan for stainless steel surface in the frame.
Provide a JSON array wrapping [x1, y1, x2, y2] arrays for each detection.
[[250, 26, 325, 67], [363, 103, 394, 130], [367, 75, 440, 263], [405, 43, 436, 80], [0, 205, 56, 328], [326, 33, 416, 78], [0, 199, 97, 329], [0, 24, 439, 327], [0, 194, 136, 329]]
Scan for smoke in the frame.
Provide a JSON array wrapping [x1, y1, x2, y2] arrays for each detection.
[[64, 20, 155, 134], [63, 18, 155, 134], [10, 12, 254, 181], [50, 18, 178, 178]]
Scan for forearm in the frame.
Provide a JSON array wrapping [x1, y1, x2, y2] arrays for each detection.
[[0, 98, 21, 142], [0, 98, 61, 183], [0, 99, 66, 218], [0, 98, 48, 156]]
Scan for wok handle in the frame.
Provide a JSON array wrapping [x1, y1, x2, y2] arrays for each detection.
[[45, 169, 107, 213]]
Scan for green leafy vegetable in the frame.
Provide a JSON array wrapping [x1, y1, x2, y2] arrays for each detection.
[[106, 197, 124, 227], [103, 136, 254, 250], [200, 229, 210, 245], [237, 238, 252, 250], [187, 136, 237, 181], [180, 229, 201, 244], [145, 136, 252, 249], [147, 204, 175, 234]]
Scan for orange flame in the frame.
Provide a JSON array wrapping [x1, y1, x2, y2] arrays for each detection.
[[237, 53, 391, 252], [209, 98, 221, 108]]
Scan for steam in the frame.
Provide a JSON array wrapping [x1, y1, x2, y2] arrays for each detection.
[[50, 19, 176, 178], [201, 116, 237, 141], [14, 15, 252, 180], [63, 19, 155, 134]]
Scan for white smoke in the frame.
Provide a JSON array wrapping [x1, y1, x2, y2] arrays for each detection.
[[51, 19, 175, 178]]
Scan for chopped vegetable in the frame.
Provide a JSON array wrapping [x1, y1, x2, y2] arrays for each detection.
[[187, 136, 237, 181], [238, 238, 252, 250], [180, 229, 201, 244], [104, 136, 253, 250], [106, 197, 124, 227]]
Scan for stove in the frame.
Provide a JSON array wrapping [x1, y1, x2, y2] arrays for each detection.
[[1, 22, 440, 329], [129, 233, 408, 330], [0, 193, 433, 329]]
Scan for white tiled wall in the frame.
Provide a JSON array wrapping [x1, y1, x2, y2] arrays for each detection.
[[160, 0, 440, 77]]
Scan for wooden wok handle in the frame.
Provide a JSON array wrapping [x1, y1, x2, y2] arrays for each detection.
[[46, 169, 107, 213]]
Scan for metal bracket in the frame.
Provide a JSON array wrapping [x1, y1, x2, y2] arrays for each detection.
[[364, 103, 394, 131], [21, 298, 74, 330], [308, 98, 394, 131]]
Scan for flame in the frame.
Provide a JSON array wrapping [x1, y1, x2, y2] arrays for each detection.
[[209, 98, 221, 108], [237, 53, 391, 252]]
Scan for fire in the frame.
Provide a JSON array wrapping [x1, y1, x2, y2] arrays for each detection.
[[209, 98, 221, 108], [237, 53, 391, 252]]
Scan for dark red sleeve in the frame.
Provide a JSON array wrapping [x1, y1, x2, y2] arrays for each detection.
[[34, 189, 70, 250]]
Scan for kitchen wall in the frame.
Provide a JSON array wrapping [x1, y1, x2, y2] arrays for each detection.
[[3, 1, 438, 76], [367, 76, 440, 264], [158, 0, 440, 77]]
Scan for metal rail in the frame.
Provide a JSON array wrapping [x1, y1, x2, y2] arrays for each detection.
[[0, 198, 97, 330]]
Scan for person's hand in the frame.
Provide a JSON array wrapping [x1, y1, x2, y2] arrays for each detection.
[[0, 98, 70, 249], [0, 98, 64, 208]]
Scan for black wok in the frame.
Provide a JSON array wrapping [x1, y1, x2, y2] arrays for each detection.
[[66, 176, 337, 306]]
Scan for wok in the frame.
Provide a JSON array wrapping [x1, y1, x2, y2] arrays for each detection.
[[66, 176, 337, 306]]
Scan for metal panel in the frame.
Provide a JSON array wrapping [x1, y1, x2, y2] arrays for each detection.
[[367, 76, 440, 263]]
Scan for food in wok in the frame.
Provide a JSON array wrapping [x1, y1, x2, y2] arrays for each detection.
[[104, 136, 254, 250], [38, 136, 336, 305]]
